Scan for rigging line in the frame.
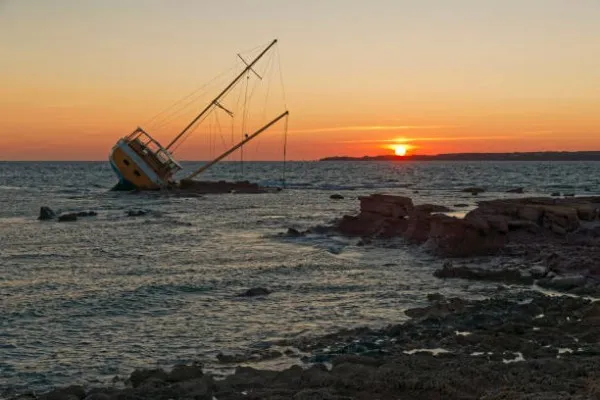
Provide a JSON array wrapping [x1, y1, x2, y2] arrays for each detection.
[[252, 52, 276, 158], [276, 44, 288, 109], [232, 71, 245, 147], [241, 73, 250, 176], [142, 62, 241, 128], [282, 114, 289, 188], [170, 111, 212, 154], [260, 50, 275, 124], [208, 114, 213, 159], [149, 65, 244, 130], [215, 107, 229, 150]]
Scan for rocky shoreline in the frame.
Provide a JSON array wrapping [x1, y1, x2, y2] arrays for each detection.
[[11, 291, 600, 400]]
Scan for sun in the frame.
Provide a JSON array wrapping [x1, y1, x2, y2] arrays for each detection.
[[394, 144, 408, 156]]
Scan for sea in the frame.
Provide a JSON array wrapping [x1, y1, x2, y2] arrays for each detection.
[[1, 160, 600, 394]]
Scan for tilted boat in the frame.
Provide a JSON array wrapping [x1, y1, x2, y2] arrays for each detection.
[[109, 39, 288, 191]]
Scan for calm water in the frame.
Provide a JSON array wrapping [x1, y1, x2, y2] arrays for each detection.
[[1, 160, 599, 393]]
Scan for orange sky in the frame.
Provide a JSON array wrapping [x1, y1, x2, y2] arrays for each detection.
[[1, 0, 599, 160]]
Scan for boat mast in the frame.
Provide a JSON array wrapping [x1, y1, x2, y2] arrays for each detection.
[[165, 39, 279, 150], [183, 110, 289, 180]]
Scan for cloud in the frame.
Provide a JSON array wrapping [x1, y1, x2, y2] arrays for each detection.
[[338, 130, 557, 144], [288, 125, 449, 134], [339, 135, 516, 143]]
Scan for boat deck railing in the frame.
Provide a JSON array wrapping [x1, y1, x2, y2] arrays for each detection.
[[126, 128, 182, 177]]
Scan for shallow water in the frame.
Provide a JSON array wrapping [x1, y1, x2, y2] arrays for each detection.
[[1, 160, 599, 393]]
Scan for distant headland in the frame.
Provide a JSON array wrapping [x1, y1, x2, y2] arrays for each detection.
[[320, 151, 600, 162]]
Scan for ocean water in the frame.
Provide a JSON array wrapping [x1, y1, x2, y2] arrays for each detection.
[[1, 160, 600, 394]]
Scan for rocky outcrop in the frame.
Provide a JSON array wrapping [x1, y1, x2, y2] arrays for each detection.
[[331, 195, 600, 291], [336, 194, 414, 238], [359, 194, 413, 218], [426, 214, 507, 257]]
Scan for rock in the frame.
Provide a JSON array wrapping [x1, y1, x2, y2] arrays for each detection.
[[168, 364, 204, 382], [238, 287, 272, 297], [330, 194, 344, 200], [564, 193, 575, 197], [541, 205, 580, 233], [462, 187, 485, 195], [529, 265, 548, 279], [129, 368, 168, 388], [377, 218, 409, 238], [454, 203, 469, 208], [507, 220, 540, 233], [76, 211, 97, 217], [171, 375, 213, 400], [126, 209, 149, 217], [336, 214, 386, 237], [405, 297, 468, 319], [427, 292, 445, 302], [551, 192, 561, 197], [576, 205, 598, 221], [286, 227, 305, 237], [41, 385, 86, 400], [38, 206, 56, 220], [507, 187, 525, 193], [517, 206, 543, 223], [414, 204, 452, 213], [359, 194, 413, 218], [426, 214, 507, 257], [434, 263, 533, 285], [83, 394, 111, 400], [402, 212, 434, 243], [57, 213, 78, 222], [539, 275, 587, 291]]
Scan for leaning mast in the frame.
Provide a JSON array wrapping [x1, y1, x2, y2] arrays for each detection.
[[165, 39, 279, 150]]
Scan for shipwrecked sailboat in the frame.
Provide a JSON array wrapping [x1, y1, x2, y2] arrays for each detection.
[[109, 39, 288, 192]]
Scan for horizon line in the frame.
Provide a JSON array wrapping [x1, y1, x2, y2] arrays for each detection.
[[3, 149, 600, 163]]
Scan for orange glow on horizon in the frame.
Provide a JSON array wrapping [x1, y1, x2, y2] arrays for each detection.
[[1, 2, 600, 161]]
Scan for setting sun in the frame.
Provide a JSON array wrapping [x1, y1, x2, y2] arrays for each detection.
[[394, 145, 408, 156]]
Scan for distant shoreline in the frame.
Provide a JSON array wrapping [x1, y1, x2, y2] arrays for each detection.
[[320, 151, 600, 162]]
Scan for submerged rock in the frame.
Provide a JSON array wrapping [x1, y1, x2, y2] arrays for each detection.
[[127, 209, 150, 217], [462, 187, 486, 195], [286, 228, 305, 237], [507, 187, 525, 194], [57, 213, 78, 222], [330, 194, 344, 200], [38, 206, 56, 220], [76, 211, 97, 217], [238, 287, 272, 297]]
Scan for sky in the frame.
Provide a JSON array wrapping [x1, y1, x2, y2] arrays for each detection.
[[1, 0, 599, 160]]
